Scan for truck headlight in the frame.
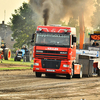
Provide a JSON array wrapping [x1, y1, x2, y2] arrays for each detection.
[[36, 50, 43, 53], [60, 52, 67, 54], [34, 63, 39, 66], [63, 64, 69, 67], [36, 68, 40, 70]]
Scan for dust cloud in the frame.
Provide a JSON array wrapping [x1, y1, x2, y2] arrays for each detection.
[[29, 0, 95, 28]]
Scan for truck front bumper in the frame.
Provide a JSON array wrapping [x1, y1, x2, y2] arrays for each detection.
[[33, 59, 72, 75], [33, 67, 72, 75]]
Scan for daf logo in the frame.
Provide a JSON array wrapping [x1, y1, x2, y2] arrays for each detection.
[[46, 48, 58, 50], [51, 28, 56, 32]]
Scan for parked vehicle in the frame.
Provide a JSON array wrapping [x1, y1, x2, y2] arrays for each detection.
[[14, 45, 32, 62], [1, 41, 11, 60]]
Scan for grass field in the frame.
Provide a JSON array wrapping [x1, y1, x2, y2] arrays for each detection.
[[1, 58, 33, 65], [0, 58, 33, 71], [0, 67, 32, 71]]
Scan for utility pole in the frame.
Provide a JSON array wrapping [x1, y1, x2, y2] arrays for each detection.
[[79, 8, 85, 49], [4, 10, 6, 23]]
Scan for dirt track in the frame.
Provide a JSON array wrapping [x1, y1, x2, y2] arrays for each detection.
[[0, 64, 100, 100]]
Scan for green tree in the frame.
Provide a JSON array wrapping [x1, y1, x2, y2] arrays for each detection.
[[10, 2, 36, 48]]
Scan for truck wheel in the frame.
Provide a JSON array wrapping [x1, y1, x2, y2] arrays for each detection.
[[98, 69, 100, 76], [97, 68, 100, 76], [35, 72, 41, 77], [4, 49, 11, 60], [66, 68, 73, 79], [66, 74, 72, 79]]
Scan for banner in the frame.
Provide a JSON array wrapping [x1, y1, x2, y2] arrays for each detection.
[[90, 34, 100, 41], [76, 49, 99, 57]]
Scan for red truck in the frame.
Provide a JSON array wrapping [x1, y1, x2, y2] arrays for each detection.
[[32, 25, 82, 79]]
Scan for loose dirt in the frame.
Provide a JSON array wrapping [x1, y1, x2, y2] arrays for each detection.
[[0, 64, 100, 100]]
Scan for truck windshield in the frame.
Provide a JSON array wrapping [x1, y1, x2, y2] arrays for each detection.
[[35, 33, 70, 47]]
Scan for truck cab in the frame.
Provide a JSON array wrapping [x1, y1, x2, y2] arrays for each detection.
[[33, 25, 82, 79]]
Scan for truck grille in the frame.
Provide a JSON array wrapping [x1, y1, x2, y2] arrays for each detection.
[[36, 50, 67, 60], [42, 59, 61, 69]]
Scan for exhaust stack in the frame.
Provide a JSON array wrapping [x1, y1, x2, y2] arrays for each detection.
[[43, 8, 49, 25]]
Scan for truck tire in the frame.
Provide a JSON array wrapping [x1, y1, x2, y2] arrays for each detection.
[[66, 74, 72, 79], [97, 68, 100, 76], [4, 49, 11, 60], [35, 72, 41, 77], [66, 68, 73, 79]]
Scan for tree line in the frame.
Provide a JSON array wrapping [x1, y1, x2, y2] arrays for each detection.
[[10, 1, 100, 48]]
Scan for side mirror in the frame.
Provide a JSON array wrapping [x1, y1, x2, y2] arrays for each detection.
[[72, 35, 76, 45], [31, 34, 34, 42]]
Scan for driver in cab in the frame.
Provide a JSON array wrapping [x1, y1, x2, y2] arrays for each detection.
[[41, 38, 47, 43]]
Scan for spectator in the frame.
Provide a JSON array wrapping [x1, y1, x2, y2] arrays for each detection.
[[92, 40, 99, 47], [16, 49, 19, 56], [41, 38, 47, 43], [22, 45, 27, 51]]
